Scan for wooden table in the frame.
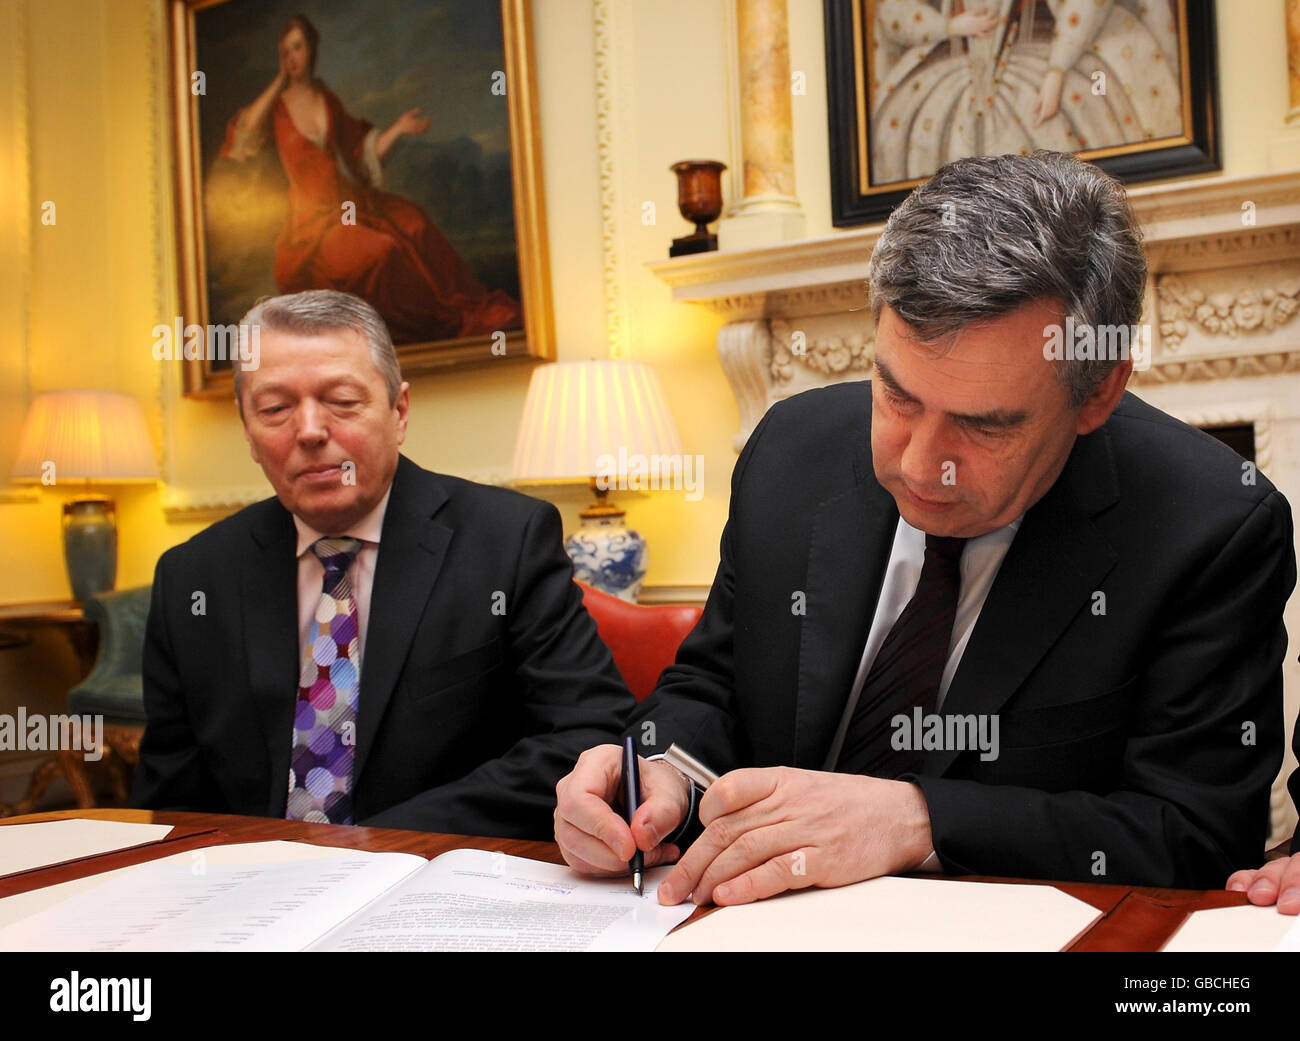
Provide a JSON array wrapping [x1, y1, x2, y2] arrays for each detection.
[[0, 808, 1261, 951]]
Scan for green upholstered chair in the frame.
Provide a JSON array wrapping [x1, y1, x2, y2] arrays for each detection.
[[62, 586, 151, 807]]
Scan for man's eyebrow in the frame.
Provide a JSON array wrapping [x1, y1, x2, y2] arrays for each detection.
[[873, 359, 917, 401], [951, 407, 1029, 429], [873, 358, 1028, 428], [249, 382, 289, 402], [250, 376, 369, 400]]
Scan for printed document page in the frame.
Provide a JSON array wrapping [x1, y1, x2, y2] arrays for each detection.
[[0, 846, 425, 951], [312, 849, 692, 952], [0, 842, 692, 952]]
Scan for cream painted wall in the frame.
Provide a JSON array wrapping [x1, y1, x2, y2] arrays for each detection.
[[2, 0, 1298, 605]]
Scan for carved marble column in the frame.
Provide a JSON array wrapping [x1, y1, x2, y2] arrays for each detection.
[[718, 0, 806, 249]]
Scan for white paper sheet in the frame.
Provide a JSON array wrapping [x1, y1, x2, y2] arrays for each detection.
[[0, 844, 426, 951], [0, 838, 359, 930], [1162, 904, 1297, 952], [657, 875, 1102, 952], [311, 849, 693, 952], [1277, 915, 1300, 951], [0, 819, 174, 878]]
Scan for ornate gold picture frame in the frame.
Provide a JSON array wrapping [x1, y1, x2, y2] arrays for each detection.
[[169, 0, 553, 398]]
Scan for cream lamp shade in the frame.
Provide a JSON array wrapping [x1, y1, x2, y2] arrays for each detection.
[[10, 390, 158, 483], [511, 360, 682, 482]]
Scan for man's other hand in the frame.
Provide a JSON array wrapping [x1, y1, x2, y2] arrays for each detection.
[[1226, 852, 1300, 914], [554, 744, 689, 876], [657, 768, 932, 907]]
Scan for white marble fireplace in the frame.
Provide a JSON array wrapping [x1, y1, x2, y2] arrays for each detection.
[[650, 169, 1300, 848]]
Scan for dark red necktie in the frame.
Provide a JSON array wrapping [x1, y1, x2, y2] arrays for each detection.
[[836, 534, 967, 777]]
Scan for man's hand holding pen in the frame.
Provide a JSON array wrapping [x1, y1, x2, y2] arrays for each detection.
[[554, 744, 689, 879]]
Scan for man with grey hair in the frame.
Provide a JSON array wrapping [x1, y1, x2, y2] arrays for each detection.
[[555, 151, 1296, 904], [134, 289, 634, 837]]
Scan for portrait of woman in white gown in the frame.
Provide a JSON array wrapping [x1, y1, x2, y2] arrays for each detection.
[[867, 0, 1185, 185]]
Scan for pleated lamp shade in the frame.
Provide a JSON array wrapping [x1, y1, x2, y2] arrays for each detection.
[[11, 391, 158, 484], [511, 361, 682, 482]]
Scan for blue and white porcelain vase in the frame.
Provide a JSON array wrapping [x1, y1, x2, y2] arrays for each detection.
[[565, 499, 646, 602]]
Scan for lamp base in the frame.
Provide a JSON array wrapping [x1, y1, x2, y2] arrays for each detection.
[[565, 500, 646, 602], [63, 497, 117, 602]]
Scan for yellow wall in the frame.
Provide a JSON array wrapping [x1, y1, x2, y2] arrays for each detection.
[[3, 0, 1299, 604]]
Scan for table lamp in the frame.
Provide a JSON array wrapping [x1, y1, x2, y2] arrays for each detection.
[[10, 390, 159, 601], [511, 361, 683, 602]]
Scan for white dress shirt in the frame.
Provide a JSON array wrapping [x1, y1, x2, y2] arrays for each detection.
[[824, 514, 1023, 869]]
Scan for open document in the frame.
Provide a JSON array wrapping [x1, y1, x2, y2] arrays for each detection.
[[0, 842, 691, 952]]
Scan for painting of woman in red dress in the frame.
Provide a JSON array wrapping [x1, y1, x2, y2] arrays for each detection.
[[216, 13, 521, 345]]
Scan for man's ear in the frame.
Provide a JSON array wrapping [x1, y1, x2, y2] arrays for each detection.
[[393, 381, 411, 447], [1075, 360, 1132, 436]]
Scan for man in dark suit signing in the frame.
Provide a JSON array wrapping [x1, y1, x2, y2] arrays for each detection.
[[554, 151, 1296, 903], [132, 289, 633, 837]]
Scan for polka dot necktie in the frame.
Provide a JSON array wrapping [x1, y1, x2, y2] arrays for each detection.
[[287, 537, 364, 825]]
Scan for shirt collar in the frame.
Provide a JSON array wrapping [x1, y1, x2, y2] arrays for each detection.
[[294, 486, 392, 558]]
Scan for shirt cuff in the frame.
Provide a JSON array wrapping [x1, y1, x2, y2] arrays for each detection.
[[916, 849, 941, 872], [646, 752, 697, 845]]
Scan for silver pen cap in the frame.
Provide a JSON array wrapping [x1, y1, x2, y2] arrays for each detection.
[[663, 743, 719, 789]]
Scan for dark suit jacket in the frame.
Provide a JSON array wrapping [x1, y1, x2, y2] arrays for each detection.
[[628, 384, 1296, 888], [131, 454, 635, 838]]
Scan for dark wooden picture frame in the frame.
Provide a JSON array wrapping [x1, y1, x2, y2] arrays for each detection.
[[825, 0, 1221, 227], [169, 0, 553, 398]]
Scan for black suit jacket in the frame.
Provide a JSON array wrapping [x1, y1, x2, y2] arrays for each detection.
[[131, 455, 634, 838], [628, 384, 1296, 888]]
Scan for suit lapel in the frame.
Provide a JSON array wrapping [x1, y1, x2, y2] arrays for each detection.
[[793, 442, 899, 768], [242, 503, 300, 816], [921, 424, 1121, 776], [352, 456, 452, 784]]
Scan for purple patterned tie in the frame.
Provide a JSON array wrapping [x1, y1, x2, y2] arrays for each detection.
[[287, 537, 363, 825]]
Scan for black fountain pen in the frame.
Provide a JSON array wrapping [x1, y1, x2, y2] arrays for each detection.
[[621, 735, 644, 895]]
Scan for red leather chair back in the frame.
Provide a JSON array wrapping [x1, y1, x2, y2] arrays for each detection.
[[576, 581, 703, 702]]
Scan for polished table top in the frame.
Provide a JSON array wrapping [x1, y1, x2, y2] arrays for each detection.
[[0, 808, 1259, 951]]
